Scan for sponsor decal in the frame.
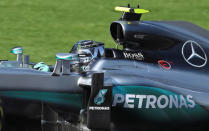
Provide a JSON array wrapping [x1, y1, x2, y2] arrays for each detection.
[[88, 106, 110, 111], [112, 94, 195, 109], [158, 60, 172, 70], [134, 34, 145, 39], [182, 40, 207, 67], [89, 89, 110, 111], [123, 52, 144, 61], [94, 89, 108, 105]]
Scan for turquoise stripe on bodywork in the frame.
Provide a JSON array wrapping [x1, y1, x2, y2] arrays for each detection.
[[0, 86, 209, 123], [0, 91, 82, 108], [112, 86, 209, 122]]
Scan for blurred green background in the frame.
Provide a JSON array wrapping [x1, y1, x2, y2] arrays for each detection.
[[0, 0, 209, 64]]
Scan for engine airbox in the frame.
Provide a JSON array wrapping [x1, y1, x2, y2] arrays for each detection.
[[110, 21, 176, 50], [110, 21, 146, 46], [110, 22, 125, 45]]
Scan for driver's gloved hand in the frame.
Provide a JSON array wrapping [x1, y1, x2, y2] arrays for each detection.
[[33, 62, 50, 72]]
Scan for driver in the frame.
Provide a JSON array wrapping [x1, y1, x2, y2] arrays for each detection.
[[33, 40, 104, 72], [70, 40, 105, 71]]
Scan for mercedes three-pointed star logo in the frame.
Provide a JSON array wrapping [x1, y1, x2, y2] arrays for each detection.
[[182, 40, 207, 67]]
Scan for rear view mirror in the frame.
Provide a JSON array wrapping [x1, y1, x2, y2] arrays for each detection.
[[11, 46, 23, 54], [10, 46, 23, 65], [52, 53, 79, 76]]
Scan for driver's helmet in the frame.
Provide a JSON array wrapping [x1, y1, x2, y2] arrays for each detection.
[[77, 48, 93, 63], [70, 40, 104, 64]]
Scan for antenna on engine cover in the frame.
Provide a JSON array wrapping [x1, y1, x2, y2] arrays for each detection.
[[128, 3, 130, 8], [115, 4, 149, 21]]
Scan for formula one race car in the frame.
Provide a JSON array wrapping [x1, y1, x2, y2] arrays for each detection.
[[1, 5, 209, 131]]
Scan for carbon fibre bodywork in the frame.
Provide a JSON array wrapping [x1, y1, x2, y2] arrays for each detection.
[[1, 18, 209, 130]]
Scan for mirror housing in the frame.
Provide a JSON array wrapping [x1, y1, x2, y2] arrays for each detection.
[[10, 46, 23, 66], [52, 53, 79, 76]]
